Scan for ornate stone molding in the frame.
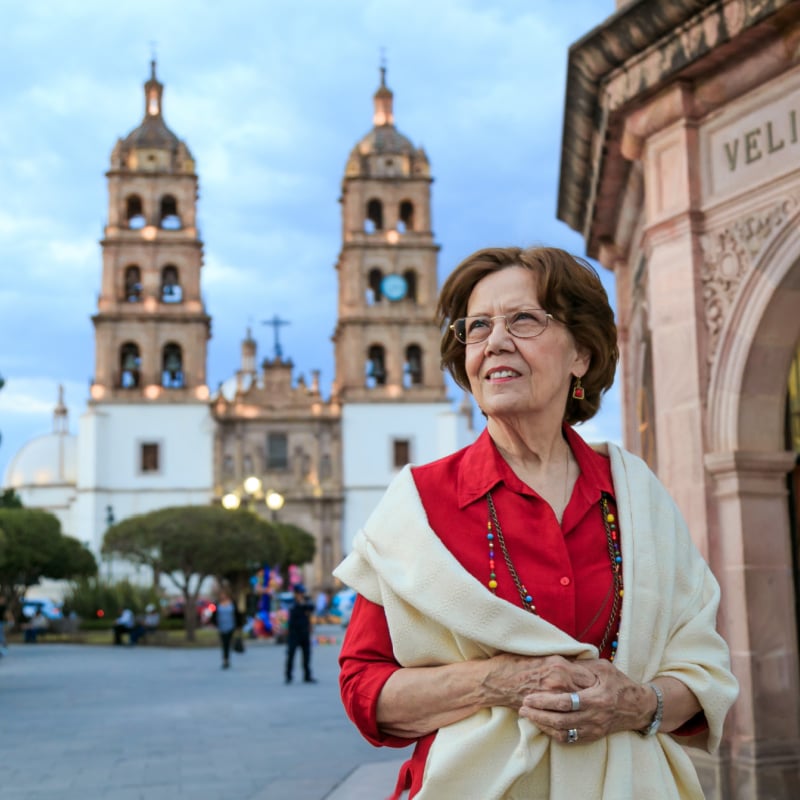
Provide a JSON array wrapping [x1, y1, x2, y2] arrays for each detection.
[[700, 192, 800, 362], [605, 0, 785, 113]]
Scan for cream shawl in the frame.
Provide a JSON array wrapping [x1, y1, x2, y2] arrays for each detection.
[[334, 443, 739, 800]]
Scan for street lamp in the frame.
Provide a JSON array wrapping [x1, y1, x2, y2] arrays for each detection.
[[104, 504, 115, 583], [221, 492, 241, 510], [243, 475, 262, 496], [265, 489, 284, 521], [221, 477, 281, 516]]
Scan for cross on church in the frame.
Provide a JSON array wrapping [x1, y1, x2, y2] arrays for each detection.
[[262, 315, 291, 359]]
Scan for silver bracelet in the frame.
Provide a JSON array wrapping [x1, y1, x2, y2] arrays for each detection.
[[638, 682, 664, 737]]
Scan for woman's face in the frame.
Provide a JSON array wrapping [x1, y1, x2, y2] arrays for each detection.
[[464, 266, 589, 424]]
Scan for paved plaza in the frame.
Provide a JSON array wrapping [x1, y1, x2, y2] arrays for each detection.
[[0, 627, 405, 800]]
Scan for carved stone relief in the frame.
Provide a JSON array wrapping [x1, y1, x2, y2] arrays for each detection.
[[700, 192, 800, 363], [604, 0, 783, 112]]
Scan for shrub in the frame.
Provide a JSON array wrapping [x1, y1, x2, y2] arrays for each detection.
[[63, 577, 160, 622]]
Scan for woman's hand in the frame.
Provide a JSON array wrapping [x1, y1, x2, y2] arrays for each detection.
[[518, 661, 701, 745], [377, 653, 598, 738], [481, 653, 597, 711]]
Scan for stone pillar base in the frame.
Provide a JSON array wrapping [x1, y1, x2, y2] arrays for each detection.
[[691, 740, 800, 799]]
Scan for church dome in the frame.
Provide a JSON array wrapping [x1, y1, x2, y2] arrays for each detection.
[[4, 431, 77, 489], [111, 60, 194, 172], [354, 124, 416, 157], [123, 113, 180, 151], [344, 67, 430, 178]]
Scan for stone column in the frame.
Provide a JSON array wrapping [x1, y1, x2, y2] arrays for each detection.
[[704, 449, 800, 799]]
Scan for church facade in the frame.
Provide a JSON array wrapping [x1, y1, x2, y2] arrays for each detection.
[[3, 62, 474, 592], [559, 1, 800, 796]]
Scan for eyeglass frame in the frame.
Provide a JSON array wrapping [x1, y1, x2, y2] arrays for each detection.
[[449, 308, 555, 345]]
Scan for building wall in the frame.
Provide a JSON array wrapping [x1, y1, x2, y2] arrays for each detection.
[[340, 401, 473, 553], [75, 402, 214, 558], [557, 2, 800, 796]]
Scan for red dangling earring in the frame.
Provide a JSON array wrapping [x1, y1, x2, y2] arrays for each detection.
[[572, 376, 585, 400]]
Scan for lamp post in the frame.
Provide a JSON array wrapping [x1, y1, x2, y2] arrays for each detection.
[[265, 489, 284, 522], [104, 504, 115, 583], [220, 477, 283, 519]]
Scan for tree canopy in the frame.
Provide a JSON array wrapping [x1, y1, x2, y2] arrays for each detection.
[[102, 504, 284, 639], [275, 523, 316, 580], [0, 507, 97, 609]]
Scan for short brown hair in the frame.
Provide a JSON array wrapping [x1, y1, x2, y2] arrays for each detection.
[[437, 246, 618, 425]]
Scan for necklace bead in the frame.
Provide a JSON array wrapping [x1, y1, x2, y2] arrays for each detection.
[[486, 487, 623, 661]]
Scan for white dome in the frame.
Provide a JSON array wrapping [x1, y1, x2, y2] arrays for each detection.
[[4, 432, 77, 488]]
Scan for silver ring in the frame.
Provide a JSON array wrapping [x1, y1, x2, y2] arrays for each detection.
[[569, 692, 581, 712], [567, 728, 579, 744]]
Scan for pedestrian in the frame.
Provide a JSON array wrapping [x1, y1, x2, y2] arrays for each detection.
[[24, 608, 48, 643], [210, 583, 243, 670], [334, 245, 739, 798], [285, 584, 315, 684], [113, 607, 134, 645]]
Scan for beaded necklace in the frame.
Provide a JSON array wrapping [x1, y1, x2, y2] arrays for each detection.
[[485, 490, 623, 661]]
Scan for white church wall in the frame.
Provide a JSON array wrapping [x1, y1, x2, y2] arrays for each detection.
[[75, 402, 215, 563], [339, 400, 476, 556]]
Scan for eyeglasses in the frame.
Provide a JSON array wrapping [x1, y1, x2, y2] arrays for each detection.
[[450, 309, 554, 345]]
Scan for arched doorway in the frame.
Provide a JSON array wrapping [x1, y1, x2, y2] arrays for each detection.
[[705, 215, 800, 785]]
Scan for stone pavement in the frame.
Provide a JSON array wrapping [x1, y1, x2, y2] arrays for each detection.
[[0, 627, 406, 799]]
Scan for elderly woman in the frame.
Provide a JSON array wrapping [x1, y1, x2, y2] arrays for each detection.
[[334, 246, 738, 799]]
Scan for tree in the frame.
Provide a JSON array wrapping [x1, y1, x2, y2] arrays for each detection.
[[274, 523, 316, 584], [0, 489, 23, 509], [0, 508, 98, 614], [102, 505, 283, 640]]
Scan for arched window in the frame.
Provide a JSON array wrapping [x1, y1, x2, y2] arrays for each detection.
[[366, 345, 387, 387], [124, 266, 142, 302], [367, 268, 383, 304], [162, 342, 184, 388], [161, 265, 182, 303], [159, 195, 181, 230], [403, 269, 418, 303], [120, 342, 141, 388], [405, 344, 423, 386], [365, 198, 383, 232], [399, 200, 414, 232], [126, 195, 145, 229]]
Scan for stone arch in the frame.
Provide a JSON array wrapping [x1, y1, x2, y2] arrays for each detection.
[[704, 207, 800, 765], [708, 206, 800, 453]]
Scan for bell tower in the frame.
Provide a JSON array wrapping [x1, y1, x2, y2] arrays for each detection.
[[333, 65, 446, 404], [76, 62, 214, 566], [334, 67, 472, 551], [91, 60, 210, 400]]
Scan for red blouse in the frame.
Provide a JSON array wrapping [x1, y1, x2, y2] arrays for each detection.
[[339, 426, 621, 798]]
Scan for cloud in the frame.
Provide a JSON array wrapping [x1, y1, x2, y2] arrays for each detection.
[[0, 0, 620, 481]]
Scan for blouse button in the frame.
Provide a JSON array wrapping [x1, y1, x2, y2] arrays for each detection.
[[560, 576, 571, 586]]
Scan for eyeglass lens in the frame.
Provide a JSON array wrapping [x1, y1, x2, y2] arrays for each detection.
[[453, 309, 549, 343]]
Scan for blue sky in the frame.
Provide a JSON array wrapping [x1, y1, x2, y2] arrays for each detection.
[[0, 0, 620, 481]]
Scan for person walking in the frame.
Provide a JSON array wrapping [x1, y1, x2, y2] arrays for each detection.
[[285, 585, 315, 684], [211, 583, 243, 670]]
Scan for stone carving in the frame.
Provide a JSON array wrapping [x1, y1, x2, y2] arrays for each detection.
[[604, 0, 784, 112], [701, 192, 800, 362]]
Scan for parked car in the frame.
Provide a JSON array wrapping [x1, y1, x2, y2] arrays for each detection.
[[165, 597, 214, 622]]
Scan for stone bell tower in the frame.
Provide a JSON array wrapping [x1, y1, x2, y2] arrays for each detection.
[[334, 66, 472, 551], [75, 62, 214, 563]]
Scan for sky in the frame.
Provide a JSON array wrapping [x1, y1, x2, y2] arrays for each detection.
[[0, 0, 621, 482]]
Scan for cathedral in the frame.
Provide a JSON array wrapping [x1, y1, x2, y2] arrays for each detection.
[[3, 62, 474, 591]]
